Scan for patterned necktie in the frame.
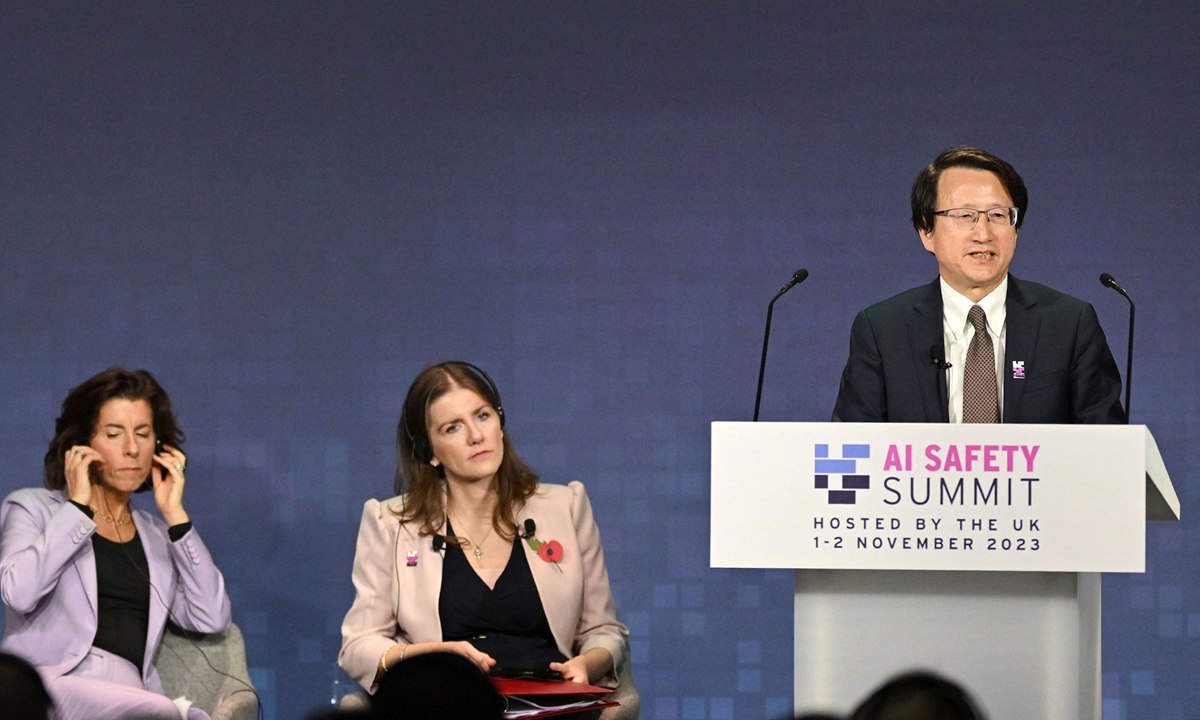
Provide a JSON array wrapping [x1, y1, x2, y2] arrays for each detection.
[[962, 304, 1000, 423]]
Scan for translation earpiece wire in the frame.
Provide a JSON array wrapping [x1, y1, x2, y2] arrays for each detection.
[[106, 491, 264, 720]]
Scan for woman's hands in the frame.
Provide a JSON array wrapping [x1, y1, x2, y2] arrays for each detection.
[[64, 445, 102, 506], [443, 640, 496, 674], [549, 657, 591, 684], [379, 640, 496, 681], [152, 445, 190, 526], [550, 647, 614, 685], [377, 642, 610, 685], [63, 442, 190, 527]]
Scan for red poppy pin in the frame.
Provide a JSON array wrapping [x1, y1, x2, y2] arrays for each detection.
[[538, 540, 563, 562], [524, 535, 564, 572]]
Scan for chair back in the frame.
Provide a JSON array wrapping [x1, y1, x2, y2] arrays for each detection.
[[154, 623, 258, 720]]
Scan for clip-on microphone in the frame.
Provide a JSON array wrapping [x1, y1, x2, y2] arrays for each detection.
[[929, 345, 952, 371]]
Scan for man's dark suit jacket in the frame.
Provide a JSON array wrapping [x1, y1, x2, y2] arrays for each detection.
[[832, 275, 1125, 424]]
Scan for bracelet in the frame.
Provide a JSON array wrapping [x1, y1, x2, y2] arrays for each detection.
[[379, 642, 409, 675], [379, 644, 396, 675]]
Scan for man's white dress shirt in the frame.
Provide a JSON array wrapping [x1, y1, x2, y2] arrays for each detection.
[[941, 276, 1007, 423]]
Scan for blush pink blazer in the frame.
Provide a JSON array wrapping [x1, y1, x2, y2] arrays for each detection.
[[339, 481, 627, 691]]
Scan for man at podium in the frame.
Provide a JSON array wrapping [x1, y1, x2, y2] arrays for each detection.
[[832, 146, 1124, 425]]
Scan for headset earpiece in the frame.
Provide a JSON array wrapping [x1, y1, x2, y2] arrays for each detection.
[[411, 433, 433, 464]]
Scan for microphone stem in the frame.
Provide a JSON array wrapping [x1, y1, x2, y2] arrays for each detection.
[[1101, 275, 1135, 423], [753, 288, 787, 422], [1124, 298, 1135, 424]]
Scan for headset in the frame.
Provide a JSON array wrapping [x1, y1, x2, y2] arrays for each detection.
[[402, 361, 505, 466]]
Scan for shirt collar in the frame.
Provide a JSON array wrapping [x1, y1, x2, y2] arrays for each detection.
[[940, 275, 1008, 338]]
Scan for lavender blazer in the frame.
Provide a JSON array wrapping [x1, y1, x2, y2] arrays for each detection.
[[0, 488, 231, 694], [339, 481, 628, 692]]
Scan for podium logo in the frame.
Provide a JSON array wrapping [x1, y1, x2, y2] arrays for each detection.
[[815, 443, 871, 504]]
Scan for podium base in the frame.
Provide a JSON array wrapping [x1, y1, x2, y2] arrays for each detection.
[[793, 569, 1100, 720]]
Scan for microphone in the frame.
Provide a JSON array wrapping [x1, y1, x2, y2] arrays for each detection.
[[753, 268, 809, 421], [1099, 273, 1135, 423], [432, 535, 445, 553], [930, 344, 951, 415], [929, 345, 951, 371], [777, 268, 809, 295], [520, 519, 536, 539]]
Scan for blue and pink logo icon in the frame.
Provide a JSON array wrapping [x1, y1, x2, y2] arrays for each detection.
[[815, 443, 871, 504]]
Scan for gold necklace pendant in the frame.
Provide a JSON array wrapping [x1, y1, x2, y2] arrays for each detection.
[[451, 511, 494, 563]]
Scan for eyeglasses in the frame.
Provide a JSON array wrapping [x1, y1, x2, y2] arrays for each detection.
[[933, 206, 1019, 231]]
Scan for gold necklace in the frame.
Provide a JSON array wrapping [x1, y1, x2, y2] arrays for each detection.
[[451, 512, 494, 561], [92, 507, 133, 527]]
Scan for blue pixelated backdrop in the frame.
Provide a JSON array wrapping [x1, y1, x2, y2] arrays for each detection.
[[1, 3, 1197, 719]]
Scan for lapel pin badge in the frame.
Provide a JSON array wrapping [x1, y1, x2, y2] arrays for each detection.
[[406, 551, 419, 567], [1012, 361, 1025, 379]]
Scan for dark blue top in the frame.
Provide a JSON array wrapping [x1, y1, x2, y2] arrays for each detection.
[[439, 521, 567, 672]]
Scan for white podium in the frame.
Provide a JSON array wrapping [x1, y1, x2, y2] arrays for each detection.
[[710, 422, 1178, 720]]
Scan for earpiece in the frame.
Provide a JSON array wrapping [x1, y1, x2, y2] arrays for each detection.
[[411, 434, 434, 464], [137, 436, 164, 493]]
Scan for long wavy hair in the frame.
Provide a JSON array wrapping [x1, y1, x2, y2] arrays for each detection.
[[393, 362, 538, 540], [44, 368, 184, 493]]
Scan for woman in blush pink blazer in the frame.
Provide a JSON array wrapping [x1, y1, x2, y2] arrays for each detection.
[[339, 362, 627, 693], [0, 368, 230, 720]]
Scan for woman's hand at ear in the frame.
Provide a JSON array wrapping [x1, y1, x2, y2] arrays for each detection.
[[152, 445, 190, 526], [64, 446, 101, 507]]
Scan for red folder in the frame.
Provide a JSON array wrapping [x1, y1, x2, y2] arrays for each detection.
[[490, 678, 619, 718], [491, 678, 614, 696]]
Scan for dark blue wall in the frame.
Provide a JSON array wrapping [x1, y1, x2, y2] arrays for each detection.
[[1, 3, 1197, 719]]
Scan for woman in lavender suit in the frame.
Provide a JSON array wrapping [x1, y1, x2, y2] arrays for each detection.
[[0, 368, 231, 720]]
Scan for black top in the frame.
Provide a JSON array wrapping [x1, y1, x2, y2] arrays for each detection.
[[91, 532, 151, 671], [439, 521, 566, 672], [74, 499, 194, 674]]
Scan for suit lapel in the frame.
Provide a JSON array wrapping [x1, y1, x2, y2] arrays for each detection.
[[907, 279, 950, 423], [54, 489, 101, 622], [72, 543, 99, 621], [137, 508, 171, 675], [1003, 275, 1039, 423], [517, 497, 574, 658], [421, 520, 444, 639], [399, 513, 445, 642]]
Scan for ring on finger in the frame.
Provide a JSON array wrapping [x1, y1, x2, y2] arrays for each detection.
[[175, 465, 185, 472]]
